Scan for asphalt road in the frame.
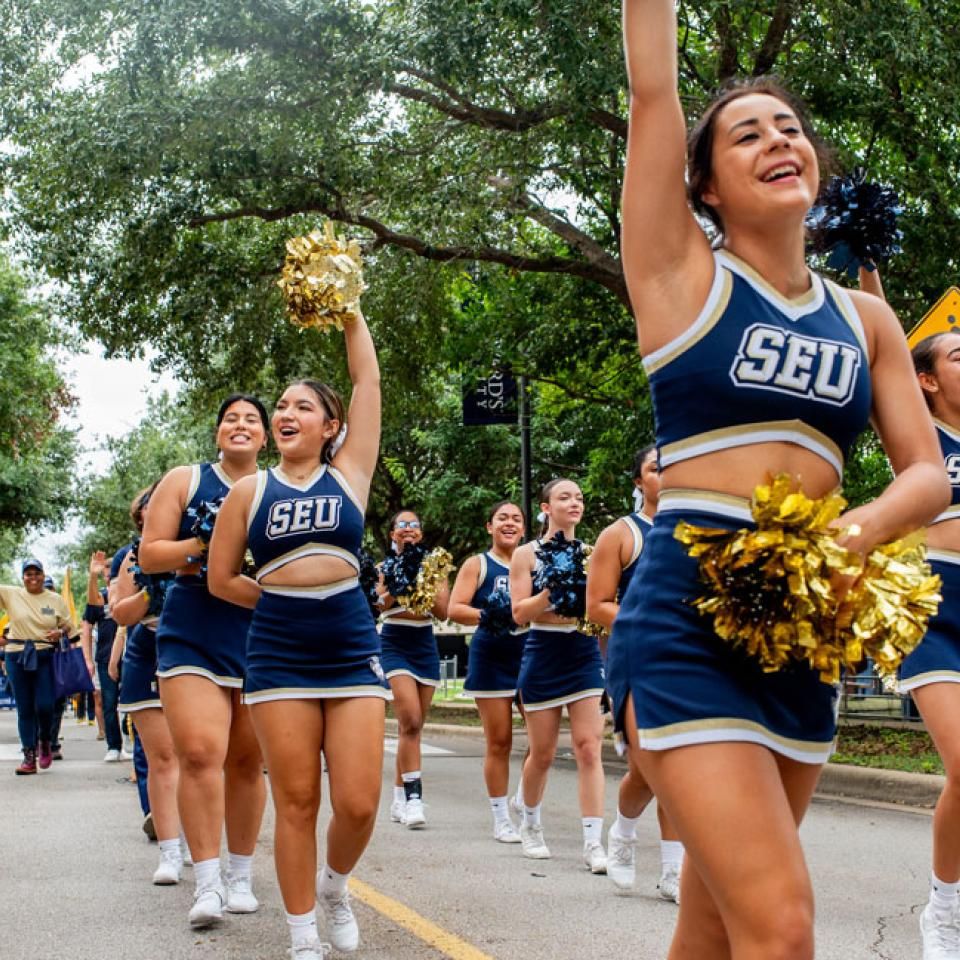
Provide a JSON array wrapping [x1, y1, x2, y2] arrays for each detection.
[[0, 709, 933, 960]]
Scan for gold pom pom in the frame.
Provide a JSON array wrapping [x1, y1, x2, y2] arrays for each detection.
[[578, 618, 608, 641], [834, 532, 941, 679], [399, 547, 454, 617], [277, 221, 366, 332]]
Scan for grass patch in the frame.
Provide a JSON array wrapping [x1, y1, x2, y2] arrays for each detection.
[[831, 724, 943, 775]]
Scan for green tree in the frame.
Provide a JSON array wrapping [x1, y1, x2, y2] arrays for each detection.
[[0, 252, 77, 562]]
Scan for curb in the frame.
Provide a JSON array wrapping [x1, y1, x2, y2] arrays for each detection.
[[391, 718, 944, 811]]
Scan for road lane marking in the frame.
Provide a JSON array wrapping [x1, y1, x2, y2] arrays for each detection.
[[383, 737, 454, 757], [350, 877, 495, 960]]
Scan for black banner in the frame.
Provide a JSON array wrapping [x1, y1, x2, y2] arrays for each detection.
[[462, 369, 518, 425]]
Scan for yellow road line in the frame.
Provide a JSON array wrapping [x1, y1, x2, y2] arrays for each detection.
[[349, 877, 495, 960]]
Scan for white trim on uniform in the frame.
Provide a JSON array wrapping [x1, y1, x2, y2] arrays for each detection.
[[155, 665, 243, 688], [260, 577, 359, 600], [243, 685, 392, 704], [657, 489, 754, 524], [384, 668, 440, 687], [523, 687, 606, 712]]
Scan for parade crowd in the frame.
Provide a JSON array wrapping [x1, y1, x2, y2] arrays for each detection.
[[5, 3, 960, 959]]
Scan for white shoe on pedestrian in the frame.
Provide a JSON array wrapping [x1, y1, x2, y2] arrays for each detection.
[[390, 798, 405, 823], [103, 749, 121, 763], [402, 798, 426, 829], [180, 839, 193, 866], [658, 862, 681, 904], [583, 840, 607, 875], [520, 823, 551, 859], [225, 873, 259, 913], [188, 883, 225, 928], [152, 850, 183, 886], [508, 794, 524, 818], [288, 939, 331, 959], [606, 823, 636, 890], [119, 748, 131, 761], [921, 903, 960, 959], [493, 819, 522, 844], [319, 889, 360, 953]]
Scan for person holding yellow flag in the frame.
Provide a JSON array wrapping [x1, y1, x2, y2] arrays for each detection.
[[0, 559, 80, 774]]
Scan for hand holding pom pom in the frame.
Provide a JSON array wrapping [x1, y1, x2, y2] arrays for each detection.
[[358, 548, 381, 620], [479, 587, 517, 639], [533, 532, 592, 620], [278, 222, 366, 332]]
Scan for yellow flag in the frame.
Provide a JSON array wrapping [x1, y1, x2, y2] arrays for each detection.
[[61, 568, 78, 625], [907, 287, 960, 348], [0, 612, 8, 634]]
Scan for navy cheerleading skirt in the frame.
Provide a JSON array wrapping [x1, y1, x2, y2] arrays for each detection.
[[899, 549, 960, 692], [607, 490, 839, 765], [119, 623, 161, 712], [243, 582, 390, 704], [517, 623, 604, 711], [464, 626, 527, 698], [156, 576, 251, 688], [379, 616, 440, 686]]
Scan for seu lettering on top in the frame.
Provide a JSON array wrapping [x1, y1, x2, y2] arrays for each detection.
[[946, 454, 960, 486], [493, 574, 509, 592], [730, 324, 861, 406], [266, 496, 343, 539]]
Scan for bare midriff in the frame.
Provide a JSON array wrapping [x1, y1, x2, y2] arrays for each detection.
[[258, 554, 358, 588], [927, 517, 960, 552]]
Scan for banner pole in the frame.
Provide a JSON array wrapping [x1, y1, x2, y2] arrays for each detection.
[[519, 375, 532, 540]]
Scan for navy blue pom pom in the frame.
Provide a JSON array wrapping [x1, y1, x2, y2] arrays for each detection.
[[532, 532, 589, 619], [381, 543, 427, 599], [807, 168, 903, 278], [478, 586, 516, 639], [358, 548, 381, 619], [130, 538, 175, 618]]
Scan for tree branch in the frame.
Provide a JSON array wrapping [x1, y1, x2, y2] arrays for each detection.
[[715, 5, 740, 82], [752, 0, 795, 76]]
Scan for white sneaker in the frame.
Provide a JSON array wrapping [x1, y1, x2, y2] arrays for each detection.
[[583, 840, 607, 875], [152, 850, 183, 885], [606, 823, 636, 890], [520, 823, 551, 859], [921, 903, 960, 959], [289, 939, 331, 960], [493, 819, 522, 844], [658, 862, 681, 904], [180, 839, 193, 866], [119, 748, 131, 761], [103, 749, 121, 763], [225, 873, 259, 913], [319, 889, 360, 953], [188, 883, 225, 928], [508, 794, 524, 818], [389, 798, 405, 823], [402, 798, 426, 829]]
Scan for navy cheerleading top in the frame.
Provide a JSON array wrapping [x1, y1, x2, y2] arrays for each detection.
[[616, 512, 653, 603], [247, 465, 364, 580], [177, 462, 236, 540], [644, 250, 872, 479], [933, 420, 960, 524], [473, 552, 511, 607]]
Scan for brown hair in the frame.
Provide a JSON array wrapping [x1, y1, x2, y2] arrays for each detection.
[[287, 379, 346, 463], [487, 500, 525, 526], [912, 332, 960, 411], [687, 78, 833, 235], [129, 481, 160, 532]]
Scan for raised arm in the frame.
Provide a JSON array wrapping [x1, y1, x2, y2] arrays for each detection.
[[87, 551, 106, 605], [110, 554, 149, 628], [139, 466, 204, 574], [330, 309, 381, 506], [621, 0, 710, 326], [207, 476, 262, 610], [447, 555, 483, 627]]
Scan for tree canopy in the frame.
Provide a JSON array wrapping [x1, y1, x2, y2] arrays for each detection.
[[2, 0, 953, 554]]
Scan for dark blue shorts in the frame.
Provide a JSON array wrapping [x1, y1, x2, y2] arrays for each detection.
[[119, 624, 161, 712], [156, 577, 251, 688], [607, 491, 839, 765], [517, 625, 604, 711], [464, 627, 526, 698], [899, 550, 960, 692], [244, 584, 390, 704], [379, 618, 439, 686]]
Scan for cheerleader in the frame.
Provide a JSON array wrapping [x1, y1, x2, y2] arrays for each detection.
[[377, 509, 450, 830], [510, 479, 606, 871], [890, 333, 960, 956], [208, 307, 385, 960], [448, 501, 527, 843], [112, 484, 182, 886], [139, 394, 270, 930], [586, 446, 683, 901], [615, 3, 947, 955]]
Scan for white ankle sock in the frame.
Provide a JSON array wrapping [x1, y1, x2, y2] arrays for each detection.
[[159, 838, 182, 860], [227, 851, 253, 880], [489, 796, 509, 823], [318, 863, 349, 897], [523, 803, 541, 827], [931, 872, 960, 911], [194, 857, 221, 889], [393, 785, 406, 804], [582, 817, 603, 845], [616, 809, 640, 840], [514, 778, 524, 808], [286, 908, 318, 949], [661, 840, 685, 867]]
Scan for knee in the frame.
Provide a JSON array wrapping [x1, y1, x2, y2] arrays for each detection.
[[486, 732, 512, 760], [397, 711, 424, 738], [176, 740, 223, 777], [754, 898, 814, 959], [225, 750, 265, 785], [572, 733, 602, 767], [333, 794, 379, 831], [276, 786, 321, 829], [527, 743, 555, 771]]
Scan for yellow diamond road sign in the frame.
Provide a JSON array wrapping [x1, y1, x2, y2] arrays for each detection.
[[907, 287, 960, 348]]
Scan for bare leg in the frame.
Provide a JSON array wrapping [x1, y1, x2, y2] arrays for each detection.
[[567, 696, 605, 818], [132, 708, 180, 842], [389, 676, 434, 784], [224, 691, 266, 857], [521, 707, 561, 807], [476, 697, 514, 797]]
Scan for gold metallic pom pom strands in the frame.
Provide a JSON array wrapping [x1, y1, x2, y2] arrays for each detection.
[[399, 548, 455, 618], [278, 221, 366, 332]]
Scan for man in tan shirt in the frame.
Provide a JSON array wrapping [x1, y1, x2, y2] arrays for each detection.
[[0, 558, 79, 774]]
